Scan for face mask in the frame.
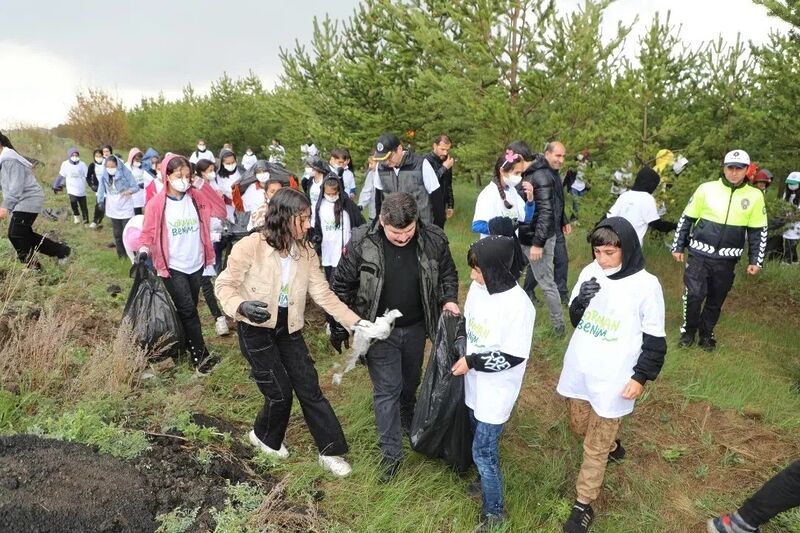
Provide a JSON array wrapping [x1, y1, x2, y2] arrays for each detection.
[[504, 174, 522, 187], [304, 167, 312, 175], [246, 151, 253, 156], [170, 177, 190, 193], [197, 145, 206, 152], [107, 167, 117, 177], [70, 156, 80, 163], [256, 172, 270, 183], [133, 161, 142, 168], [596, 260, 622, 277], [94, 157, 103, 164], [206, 171, 216, 180], [325, 194, 338, 203], [224, 163, 237, 172], [329, 163, 340, 171], [789, 184, 799, 191]]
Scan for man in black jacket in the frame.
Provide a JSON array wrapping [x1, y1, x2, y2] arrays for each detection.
[[331, 192, 459, 481], [519, 141, 570, 335], [425, 134, 455, 228]]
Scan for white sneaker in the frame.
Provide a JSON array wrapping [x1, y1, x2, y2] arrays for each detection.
[[318, 454, 352, 477], [73, 215, 80, 224], [248, 430, 289, 459], [215, 316, 230, 336], [89, 222, 97, 229]]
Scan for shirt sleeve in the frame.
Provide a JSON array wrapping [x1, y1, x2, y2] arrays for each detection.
[[472, 188, 493, 223], [748, 192, 768, 228], [643, 194, 660, 224], [421, 159, 440, 194], [639, 277, 666, 337], [683, 184, 706, 219], [373, 170, 383, 191]]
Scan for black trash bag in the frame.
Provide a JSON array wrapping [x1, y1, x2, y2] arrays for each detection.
[[121, 262, 185, 360], [410, 312, 473, 472]]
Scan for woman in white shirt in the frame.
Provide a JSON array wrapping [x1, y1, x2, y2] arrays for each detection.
[[97, 156, 139, 258], [472, 151, 534, 238], [57, 147, 89, 224], [126, 148, 147, 215]]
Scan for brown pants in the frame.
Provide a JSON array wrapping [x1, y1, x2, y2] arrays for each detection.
[[568, 399, 622, 503]]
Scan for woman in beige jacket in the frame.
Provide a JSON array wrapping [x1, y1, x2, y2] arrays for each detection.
[[215, 188, 366, 477]]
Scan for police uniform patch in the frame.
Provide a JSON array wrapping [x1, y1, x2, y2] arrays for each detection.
[[741, 198, 750, 210]]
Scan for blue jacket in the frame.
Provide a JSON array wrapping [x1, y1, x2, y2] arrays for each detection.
[[96, 155, 138, 206], [142, 148, 160, 176]]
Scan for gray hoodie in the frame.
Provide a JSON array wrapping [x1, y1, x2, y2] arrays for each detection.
[[0, 148, 44, 213]]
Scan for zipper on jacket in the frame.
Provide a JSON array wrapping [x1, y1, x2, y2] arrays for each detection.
[[715, 184, 735, 251]]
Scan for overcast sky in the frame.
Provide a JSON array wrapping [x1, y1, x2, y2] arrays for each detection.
[[0, 0, 790, 129]]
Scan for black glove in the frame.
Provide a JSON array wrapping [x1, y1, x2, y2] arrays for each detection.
[[329, 322, 350, 354], [135, 251, 148, 265], [574, 277, 601, 308], [488, 216, 516, 237], [238, 300, 271, 323]]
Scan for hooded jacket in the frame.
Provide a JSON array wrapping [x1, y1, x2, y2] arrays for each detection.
[[518, 155, 567, 247], [671, 178, 768, 267], [469, 236, 518, 295], [142, 148, 160, 176], [0, 147, 44, 213], [96, 155, 139, 209], [569, 217, 667, 385], [217, 148, 245, 177], [138, 154, 227, 278]]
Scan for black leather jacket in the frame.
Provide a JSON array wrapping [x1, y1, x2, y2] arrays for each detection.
[[519, 156, 567, 247]]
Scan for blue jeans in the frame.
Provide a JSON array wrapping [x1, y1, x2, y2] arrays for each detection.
[[468, 408, 505, 518]]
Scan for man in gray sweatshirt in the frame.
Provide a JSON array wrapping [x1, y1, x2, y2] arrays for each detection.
[[0, 131, 70, 269]]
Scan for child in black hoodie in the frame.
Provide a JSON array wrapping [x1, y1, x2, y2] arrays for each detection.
[[558, 217, 668, 533], [606, 166, 677, 245]]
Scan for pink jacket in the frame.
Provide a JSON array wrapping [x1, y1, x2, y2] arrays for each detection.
[[138, 154, 226, 278]]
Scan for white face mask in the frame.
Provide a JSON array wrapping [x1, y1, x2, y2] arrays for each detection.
[[256, 172, 270, 183], [70, 155, 80, 163], [197, 145, 206, 151], [224, 163, 237, 172], [596, 260, 622, 277], [329, 163, 340, 171], [107, 167, 117, 176], [789, 184, 799, 191], [205, 171, 216, 180], [325, 194, 338, 203], [246, 151, 253, 156], [504, 174, 522, 187], [170, 177, 190, 193], [133, 161, 142, 168], [304, 167, 312, 175], [94, 157, 103, 164]]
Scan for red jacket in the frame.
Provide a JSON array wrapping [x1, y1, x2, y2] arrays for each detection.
[[139, 179, 226, 278]]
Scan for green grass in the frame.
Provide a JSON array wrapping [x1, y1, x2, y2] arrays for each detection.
[[2, 134, 800, 532]]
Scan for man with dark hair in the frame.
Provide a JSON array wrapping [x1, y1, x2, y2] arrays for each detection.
[[425, 134, 455, 228], [519, 141, 570, 336], [372, 133, 441, 225], [331, 192, 459, 481]]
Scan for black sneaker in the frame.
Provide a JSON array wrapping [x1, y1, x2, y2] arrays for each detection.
[[554, 325, 566, 338], [475, 513, 506, 532], [466, 478, 482, 501], [608, 439, 626, 463], [193, 353, 220, 376], [698, 335, 717, 352], [379, 458, 401, 483], [678, 331, 696, 348], [563, 502, 594, 533]]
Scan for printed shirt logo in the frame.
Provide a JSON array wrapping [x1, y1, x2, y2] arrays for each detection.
[[279, 283, 289, 307], [466, 316, 490, 348], [741, 198, 750, 210], [575, 309, 621, 342], [377, 142, 384, 152], [168, 216, 199, 237]]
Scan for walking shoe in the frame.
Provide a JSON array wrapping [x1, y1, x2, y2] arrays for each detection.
[[318, 454, 352, 477], [89, 222, 97, 229], [193, 353, 220, 376], [248, 430, 289, 459], [475, 513, 506, 532], [608, 439, 626, 463], [698, 334, 717, 352], [678, 330, 695, 348], [554, 324, 566, 338], [57, 246, 72, 267], [379, 458, 402, 483], [215, 316, 230, 336], [706, 512, 760, 532], [466, 478, 482, 501], [73, 215, 80, 224], [563, 502, 594, 533]]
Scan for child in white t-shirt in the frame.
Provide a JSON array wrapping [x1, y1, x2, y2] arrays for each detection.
[[57, 147, 89, 224], [607, 166, 677, 245], [451, 236, 535, 530], [472, 151, 534, 238], [557, 217, 667, 533]]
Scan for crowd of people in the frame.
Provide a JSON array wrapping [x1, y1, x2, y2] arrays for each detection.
[[1, 127, 798, 532]]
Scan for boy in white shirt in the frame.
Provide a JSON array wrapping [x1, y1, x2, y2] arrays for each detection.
[[451, 235, 535, 530], [558, 217, 667, 533], [606, 166, 676, 245]]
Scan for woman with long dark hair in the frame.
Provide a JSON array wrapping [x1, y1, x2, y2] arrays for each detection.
[[215, 187, 370, 477], [0, 131, 70, 269]]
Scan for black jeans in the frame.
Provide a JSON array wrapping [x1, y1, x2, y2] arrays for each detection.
[[237, 309, 348, 456], [739, 460, 800, 527], [365, 321, 427, 462], [134, 207, 143, 216], [7, 211, 70, 263], [682, 254, 736, 337], [93, 201, 105, 225], [110, 217, 130, 259], [523, 232, 569, 301], [162, 267, 207, 364], [68, 194, 89, 223], [201, 275, 222, 319]]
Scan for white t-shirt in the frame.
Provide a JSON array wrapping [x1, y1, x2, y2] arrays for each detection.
[[464, 282, 535, 425], [241, 153, 257, 171], [241, 182, 266, 214], [278, 255, 292, 308], [318, 199, 352, 267], [215, 171, 241, 223], [60, 161, 88, 197], [557, 261, 665, 419], [472, 182, 527, 238], [104, 179, 135, 220], [571, 169, 587, 192], [189, 150, 215, 165], [164, 194, 203, 274], [607, 190, 660, 245], [373, 157, 440, 193], [308, 178, 323, 226], [128, 165, 147, 209], [342, 169, 357, 195]]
